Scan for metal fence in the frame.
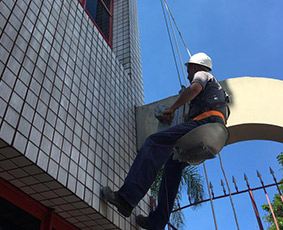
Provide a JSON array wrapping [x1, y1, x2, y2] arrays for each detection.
[[166, 155, 283, 230]]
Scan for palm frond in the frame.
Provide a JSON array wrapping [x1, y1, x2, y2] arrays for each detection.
[[151, 165, 204, 228]]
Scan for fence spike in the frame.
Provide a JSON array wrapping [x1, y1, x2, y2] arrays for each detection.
[[269, 167, 283, 203], [209, 182, 215, 198], [257, 170, 264, 184], [232, 176, 238, 192], [244, 173, 250, 188], [269, 167, 274, 175], [221, 179, 226, 195], [269, 167, 276, 181]]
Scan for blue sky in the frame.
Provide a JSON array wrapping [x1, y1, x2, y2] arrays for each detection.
[[137, 0, 283, 229]]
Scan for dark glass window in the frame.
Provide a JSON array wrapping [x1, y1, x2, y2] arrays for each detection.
[[86, 0, 98, 21], [81, 0, 113, 45], [0, 197, 41, 230]]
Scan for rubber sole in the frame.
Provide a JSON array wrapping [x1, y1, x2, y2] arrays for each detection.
[[101, 186, 132, 217]]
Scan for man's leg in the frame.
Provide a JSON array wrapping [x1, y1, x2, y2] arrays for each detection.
[[147, 156, 188, 230], [118, 120, 201, 208]]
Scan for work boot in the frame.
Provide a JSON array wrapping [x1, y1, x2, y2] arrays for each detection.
[[101, 186, 133, 217], [136, 215, 150, 229]]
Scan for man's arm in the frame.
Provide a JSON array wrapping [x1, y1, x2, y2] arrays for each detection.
[[162, 82, 202, 124]]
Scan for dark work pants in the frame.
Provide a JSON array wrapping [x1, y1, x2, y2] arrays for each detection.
[[118, 117, 217, 230]]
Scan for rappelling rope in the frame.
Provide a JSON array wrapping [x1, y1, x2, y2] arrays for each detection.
[[163, 0, 188, 87], [163, 0, 192, 58], [203, 162, 218, 230], [160, 0, 182, 87], [218, 152, 240, 230]]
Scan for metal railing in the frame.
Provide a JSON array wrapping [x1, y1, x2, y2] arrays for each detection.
[[165, 166, 283, 230]]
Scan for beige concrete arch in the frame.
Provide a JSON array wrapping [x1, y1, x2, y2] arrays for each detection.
[[136, 77, 283, 150], [221, 77, 283, 144]]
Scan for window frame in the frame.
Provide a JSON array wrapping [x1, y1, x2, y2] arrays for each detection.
[[78, 0, 114, 47], [0, 178, 79, 230]]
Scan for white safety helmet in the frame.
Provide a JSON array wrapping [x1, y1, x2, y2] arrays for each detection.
[[185, 52, 212, 71]]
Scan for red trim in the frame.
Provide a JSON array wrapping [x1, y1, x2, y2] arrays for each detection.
[[0, 178, 79, 230], [0, 178, 47, 220], [108, 0, 113, 46], [41, 209, 55, 230], [78, 0, 86, 8], [99, 0, 111, 15]]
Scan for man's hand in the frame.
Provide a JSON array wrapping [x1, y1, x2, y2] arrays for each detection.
[[162, 108, 175, 124]]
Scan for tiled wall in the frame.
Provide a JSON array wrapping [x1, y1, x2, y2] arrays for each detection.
[[0, 0, 148, 229]]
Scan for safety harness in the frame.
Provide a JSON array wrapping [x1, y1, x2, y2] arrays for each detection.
[[189, 77, 230, 125], [193, 110, 226, 125]]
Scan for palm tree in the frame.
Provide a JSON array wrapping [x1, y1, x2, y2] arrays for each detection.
[[151, 165, 204, 228]]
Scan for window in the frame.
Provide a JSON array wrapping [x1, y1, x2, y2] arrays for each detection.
[[79, 0, 113, 46], [0, 178, 79, 230], [0, 197, 41, 230]]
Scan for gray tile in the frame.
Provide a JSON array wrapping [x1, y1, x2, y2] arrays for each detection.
[[0, 122, 15, 145], [14, 79, 28, 99], [69, 158, 78, 178], [50, 144, 60, 163], [60, 151, 70, 171], [18, 67, 31, 87], [43, 122, 54, 141], [67, 173, 76, 193], [13, 131, 28, 154], [9, 92, 24, 113], [37, 150, 49, 171], [33, 113, 44, 132], [22, 102, 35, 122], [0, 97, 7, 118], [25, 140, 38, 163], [0, 44, 10, 65], [48, 159, 59, 179], [29, 126, 41, 146], [0, 33, 14, 55], [36, 100, 48, 118]]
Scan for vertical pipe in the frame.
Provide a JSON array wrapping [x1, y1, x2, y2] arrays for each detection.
[[273, 179, 283, 204], [270, 168, 283, 203], [218, 153, 240, 230], [262, 186, 280, 230], [203, 162, 218, 230], [247, 190, 264, 230], [275, 183, 283, 203]]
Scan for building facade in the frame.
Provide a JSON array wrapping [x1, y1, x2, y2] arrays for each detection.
[[0, 0, 148, 229]]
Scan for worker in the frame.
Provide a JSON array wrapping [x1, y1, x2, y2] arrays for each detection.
[[102, 53, 229, 229]]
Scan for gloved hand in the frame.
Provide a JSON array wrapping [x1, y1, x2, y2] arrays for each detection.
[[162, 108, 175, 124]]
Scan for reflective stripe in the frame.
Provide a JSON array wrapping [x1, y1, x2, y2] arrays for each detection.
[[193, 110, 226, 124]]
